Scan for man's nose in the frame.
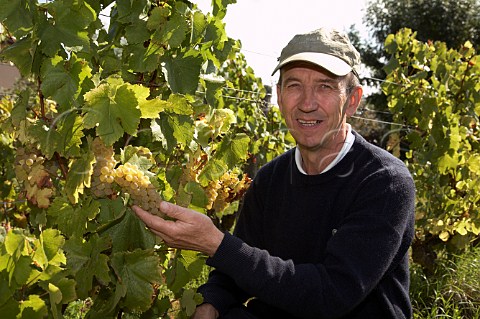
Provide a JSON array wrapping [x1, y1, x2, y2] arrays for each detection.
[[299, 87, 318, 112]]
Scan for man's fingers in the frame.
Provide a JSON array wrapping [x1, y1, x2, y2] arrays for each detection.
[[159, 201, 189, 220]]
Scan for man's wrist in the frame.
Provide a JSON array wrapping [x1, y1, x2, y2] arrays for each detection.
[[205, 229, 225, 257]]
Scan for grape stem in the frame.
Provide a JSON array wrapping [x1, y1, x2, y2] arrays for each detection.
[[37, 76, 48, 121], [55, 152, 68, 180]]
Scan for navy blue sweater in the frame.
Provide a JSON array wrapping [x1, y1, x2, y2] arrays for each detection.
[[198, 132, 416, 318]]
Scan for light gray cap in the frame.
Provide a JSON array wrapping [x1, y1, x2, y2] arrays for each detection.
[[272, 28, 361, 77]]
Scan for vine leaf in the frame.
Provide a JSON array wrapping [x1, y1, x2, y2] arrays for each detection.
[[198, 158, 228, 186], [215, 133, 250, 169], [83, 79, 142, 146], [19, 294, 48, 319], [40, 54, 93, 109], [110, 249, 163, 312], [39, 0, 96, 56], [32, 229, 65, 271], [162, 52, 203, 94], [30, 113, 84, 159], [102, 209, 156, 253], [65, 150, 95, 204], [63, 234, 111, 299], [0, 36, 33, 77], [180, 288, 203, 316], [47, 198, 100, 238]]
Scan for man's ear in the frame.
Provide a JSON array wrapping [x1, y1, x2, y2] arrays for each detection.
[[276, 83, 283, 111], [345, 86, 363, 117]]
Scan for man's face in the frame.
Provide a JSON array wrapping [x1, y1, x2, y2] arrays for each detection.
[[276, 62, 360, 153]]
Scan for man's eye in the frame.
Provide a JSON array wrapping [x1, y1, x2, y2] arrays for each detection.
[[286, 83, 300, 89]]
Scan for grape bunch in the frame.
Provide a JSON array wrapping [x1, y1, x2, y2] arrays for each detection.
[[205, 171, 251, 213], [112, 163, 163, 216], [14, 148, 54, 208], [91, 137, 117, 198], [91, 138, 164, 216]]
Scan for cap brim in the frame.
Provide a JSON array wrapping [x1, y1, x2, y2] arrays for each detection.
[[271, 52, 352, 76]]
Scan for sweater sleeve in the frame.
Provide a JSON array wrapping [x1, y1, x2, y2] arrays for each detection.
[[195, 175, 265, 316], [204, 163, 415, 319]]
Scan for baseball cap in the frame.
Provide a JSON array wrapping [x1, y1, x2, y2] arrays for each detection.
[[272, 28, 361, 77]]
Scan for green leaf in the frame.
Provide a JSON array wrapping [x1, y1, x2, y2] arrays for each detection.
[[214, 133, 250, 169], [48, 282, 62, 319], [197, 158, 227, 186], [180, 288, 202, 316], [10, 89, 29, 127], [165, 254, 190, 293], [32, 228, 66, 270], [164, 11, 187, 48], [146, 6, 169, 31], [48, 282, 62, 305], [55, 277, 77, 304], [191, 11, 207, 43], [184, 182, 208, 208], [30, 111, 84, 159], [0, 0, 21, 20], [164, 113, 195, 147], [40, 54, 93, 108], [0, 35, 34, 76], [115, 0, 147, 24], [63, 234, 111, 298], [39, 0, 96, 56], [0, 303, 18, 319], [212, 0, 237, 20], [162, 52, 203, 94], [180, 250, 205, 279], [438, 153, 458, 174], [47, 197, 99, 238], [97, 197, 126, 225], [102, 208, 156, 253], [65, 149, 95, 204], [110, 249, 162, 312], [19, 294, 48, 319], [83, 80, 142, 146], [0, 0, 32, 38], [211, 108, 236, 135], [125, 20, 150, 44]]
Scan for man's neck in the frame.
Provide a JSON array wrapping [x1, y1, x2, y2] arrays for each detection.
[[298, 126, 350, 175]]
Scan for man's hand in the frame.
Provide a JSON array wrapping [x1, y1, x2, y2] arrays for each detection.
[[132, 202, 224, 257], [191, 303, 219, 319]]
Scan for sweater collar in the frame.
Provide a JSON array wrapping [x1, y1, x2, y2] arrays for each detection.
[[295, 124, 355, 175]]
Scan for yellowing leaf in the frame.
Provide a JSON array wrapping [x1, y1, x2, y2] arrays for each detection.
[[65, 150, 95, 204], [36, 188, 53, 209], [439, 231, 450, 241], [48, 283, 62, 304]]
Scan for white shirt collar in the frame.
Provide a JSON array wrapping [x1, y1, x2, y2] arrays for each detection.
[[295, 124, 355, 175]]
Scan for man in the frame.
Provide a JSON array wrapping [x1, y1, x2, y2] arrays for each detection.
[[133, 28, 415, 319]]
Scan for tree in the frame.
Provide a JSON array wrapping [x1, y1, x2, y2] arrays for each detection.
[[349, 0, 480, 146], [356, 0, 480, 81]]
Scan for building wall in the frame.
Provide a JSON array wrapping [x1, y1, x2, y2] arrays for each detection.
[[0, 63, 21, 90]]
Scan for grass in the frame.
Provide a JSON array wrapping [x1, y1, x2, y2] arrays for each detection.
[[410, 246, 480, 319]]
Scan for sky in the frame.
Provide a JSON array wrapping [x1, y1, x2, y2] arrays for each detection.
[[195, 0, 369, 86]]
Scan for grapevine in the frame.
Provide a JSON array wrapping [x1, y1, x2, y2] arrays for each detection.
[[0, 0, 281, 317]]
